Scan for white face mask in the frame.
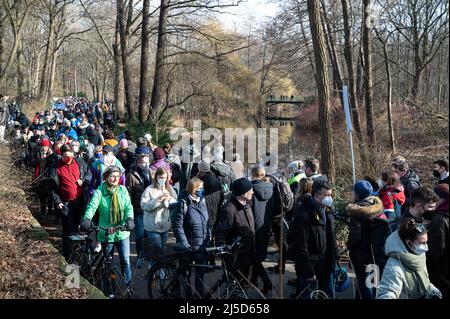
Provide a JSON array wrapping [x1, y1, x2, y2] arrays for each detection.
[[413, 243, 428, 255], [157, 178, 166, 186], [104, 154, 114, 163], [321, 196, 333, 208], [138, 162, 150, 171]]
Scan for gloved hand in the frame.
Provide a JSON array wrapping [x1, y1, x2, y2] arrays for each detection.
[[173, 242, 191, 252], [125, 218, 135, 231], [80, 218, 92, 231]]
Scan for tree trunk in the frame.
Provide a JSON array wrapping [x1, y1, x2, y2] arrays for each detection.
[[16, 40, 23, 102], [47, 44, 58, 102], [138, 0, 150, 123], [307, 0, 335, 183], [117, 0, 136, 121], [362, 0, 375, 147], [356, 48, 364, 102], [148, 0, 169, 123], [38, 13, 54, 100], [113, 14, 125, 122], [0, 6, 4, 86], [341, 0, 365, 147]]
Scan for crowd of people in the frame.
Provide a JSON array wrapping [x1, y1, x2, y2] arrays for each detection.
[[0, 94, 448, 300]]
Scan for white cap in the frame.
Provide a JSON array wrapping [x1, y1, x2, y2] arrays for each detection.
[[144, 133, 152, 141]]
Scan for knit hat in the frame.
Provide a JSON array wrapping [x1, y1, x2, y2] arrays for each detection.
[[119, 139, 128, 149], [102, 165, 122, 180], [231, 177, 253, 196], [198, 160, 210, 173], [40, 139, 51, 147], [353, 180, 373, 199], [153, 148, 165, 160], [135, 146, 151, 155], [434, 184, 449, 200], [102, 145, 114, 154]]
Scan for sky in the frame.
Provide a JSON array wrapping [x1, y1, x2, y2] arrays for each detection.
[[216, 0, 280, 32]]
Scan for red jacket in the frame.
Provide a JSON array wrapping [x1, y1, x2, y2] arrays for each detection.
[[379, 186, 406, 216]]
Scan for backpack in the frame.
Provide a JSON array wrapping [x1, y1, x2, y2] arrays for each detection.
[[210, 162, 234, 206], [386, 191, 403, 220], [266, 173, 295, 215]]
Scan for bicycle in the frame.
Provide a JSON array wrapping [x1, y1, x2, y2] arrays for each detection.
[[146, 236, 249, 299], [68, 225, 134, 299]]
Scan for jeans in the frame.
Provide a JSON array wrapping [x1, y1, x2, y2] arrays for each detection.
[[61, 197, 84, 260], [101, 236, 132, 285], [145, 231, 168, 266], [134, 214, 145, 259]]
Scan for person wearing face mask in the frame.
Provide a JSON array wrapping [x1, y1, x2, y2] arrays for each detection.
[[432, 159, 449, 185], [48, 144, 92, 259], [172, 177, 210, 297], [286, 179, 338, 299], [57, 119, 78, 141], [426, 184, 449, 299], [378, 218, 441, 299], [390, 187, 439, 232], [346, 180, 390, 299], [214, 177, 256, 282], [125, 149, 153, 268], [89, 145, 125, 197], [141, 167, 177, 266], [390, 156, 421, 209]]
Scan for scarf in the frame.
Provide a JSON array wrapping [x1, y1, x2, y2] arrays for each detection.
[[107, 185, 121, 225]]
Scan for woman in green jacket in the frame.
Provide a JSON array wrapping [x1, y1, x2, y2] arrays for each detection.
[[82, 165, 134, 285]]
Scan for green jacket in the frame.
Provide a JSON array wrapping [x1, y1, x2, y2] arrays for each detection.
[[84, 183, 134, 243]]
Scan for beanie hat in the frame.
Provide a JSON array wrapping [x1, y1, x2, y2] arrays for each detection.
[[119, 139, 128, 149], [153, 148, 165, 160], [198, 160, 210, 173], [353, 180, 373, 199], [135, 146, 151, 156], [40, 139, 51, 147], [102, 165, 122, 180], [434, 184, 449, 200], [231, 177, 253, 197]]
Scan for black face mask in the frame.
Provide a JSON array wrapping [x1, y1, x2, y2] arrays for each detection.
[[432, 170, 441, 178]]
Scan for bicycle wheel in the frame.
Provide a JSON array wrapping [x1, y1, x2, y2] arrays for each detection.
[[147, 263, 191, 299], [209, 273, 248, 299]]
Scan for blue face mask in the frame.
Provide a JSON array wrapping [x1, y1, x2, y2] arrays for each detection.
[[195, 188, 205, 198], [95, 153, 104, 161]]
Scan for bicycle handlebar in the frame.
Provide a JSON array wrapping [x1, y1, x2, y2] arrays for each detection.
[[205, 236, 242, 253]]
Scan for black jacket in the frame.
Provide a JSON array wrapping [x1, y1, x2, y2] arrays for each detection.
[[426, 201, 449, 298], [346, 196, 390, 273], [251, 179, 274, 261], [286, 195, 337, 279], [126, 166, 151, 215], [214, 196, 256, 269], [198, 172, 223, 228]]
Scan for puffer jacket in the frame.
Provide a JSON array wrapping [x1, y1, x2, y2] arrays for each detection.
[[378, 231, 441, 299], [83, 183, 134, 243], [251, 179, 274, 261], [174, 192, 211, 250], [346, 196, 390, 274], [400, 169, 421, 205], [198, 172, 223, 228], [141, 185, 178, 233]]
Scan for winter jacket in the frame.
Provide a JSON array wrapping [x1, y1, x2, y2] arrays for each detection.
[[48, 157, 91, 205], [83, 183, 134, 243], [251, 179, 274, 261], [174, 192, 211, 250], [126, 166, 152, 215], [57, 127, 78, 141], [378, 231, 441, 299], [210, 161, 235, 192], [198, 172, 223, 228], [346, 196, 390, 274], [0, 106, 9, 125], [17, 113, 30, 128], [426, 200, 449, 298], [141, 185, 178, 233], [400, 169, 421, 204], [379, 186, 406, 219], [214, 196, 256, 269], [230, 160, 245, 180], [116, 150, 136, 175], [286, 195, 338, 279]]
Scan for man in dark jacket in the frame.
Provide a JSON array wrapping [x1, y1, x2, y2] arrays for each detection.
[[391, 156, 421, 208], [125, 149, 152, 268], [427, 184, 449, 299], [250, 166, 274, 295], [49, 144, 91, 259], [432, 159, 449, 185], [346, 180, 390, 299], [197, 160, 223, 230], [215, 177, 255, 279], [287, 179, 338, 299]]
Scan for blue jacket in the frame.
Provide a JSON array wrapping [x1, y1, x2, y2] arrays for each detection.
[[57, 127, 78, 140], [174, 192, 211, 250]]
